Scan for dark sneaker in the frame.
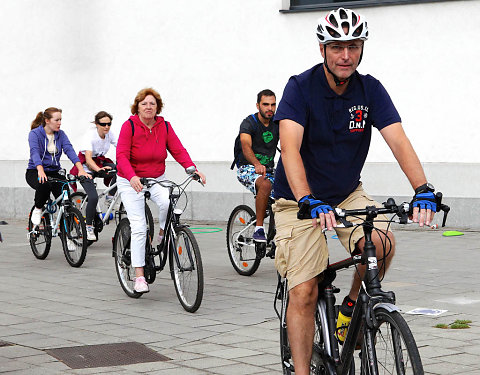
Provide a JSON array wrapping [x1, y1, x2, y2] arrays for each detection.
[[253, 228, 267, 243]]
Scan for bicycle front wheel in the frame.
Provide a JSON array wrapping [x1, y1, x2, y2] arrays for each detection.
[[113, 218, 142, 299], [28, 206, 51, 260], [226, 205, 261, 276], [169, 227, 204, 313], [360, 308, 423, 375], [60, 207, 88, 267]]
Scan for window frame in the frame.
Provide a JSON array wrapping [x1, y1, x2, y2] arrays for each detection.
[[281, 0, 458, 12]]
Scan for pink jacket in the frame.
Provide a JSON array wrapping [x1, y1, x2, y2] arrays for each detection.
[[116, 115, 195, 180]]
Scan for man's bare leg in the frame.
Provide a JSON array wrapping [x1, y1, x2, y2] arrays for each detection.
[[286, 277, 318, 375], [255, 178, 271, 227]]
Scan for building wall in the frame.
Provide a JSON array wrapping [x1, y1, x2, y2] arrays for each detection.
[[0, 0, 479, 227]]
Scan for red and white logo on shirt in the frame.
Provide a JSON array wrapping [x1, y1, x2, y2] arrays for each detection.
[[348, 105, 369, 133]]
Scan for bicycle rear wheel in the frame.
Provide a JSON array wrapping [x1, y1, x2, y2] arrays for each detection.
[[279, 283, 294, 375], [169, 226, 203, 312], [226, 205, 261, 276], [113, 218, 142, 299], [28, 206, 51, 260], [60, 207, 88, 267], [360, 308, 423, 375]]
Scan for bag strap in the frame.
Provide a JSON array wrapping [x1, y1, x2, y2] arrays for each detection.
[[129, 118, 169, 136], [129, 119, 134, 136]]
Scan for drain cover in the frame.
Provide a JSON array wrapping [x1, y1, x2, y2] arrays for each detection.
[[46, 342, 170, 369]]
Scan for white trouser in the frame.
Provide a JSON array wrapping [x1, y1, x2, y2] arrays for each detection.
[[117, 175, 169, 268]]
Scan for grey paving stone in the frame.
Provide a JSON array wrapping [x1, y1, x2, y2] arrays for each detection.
[[1, 220, 480, 374], [207, 347, 260, 359]]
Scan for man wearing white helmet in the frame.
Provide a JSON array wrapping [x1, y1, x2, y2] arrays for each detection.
[[273, 7, 438, 374]]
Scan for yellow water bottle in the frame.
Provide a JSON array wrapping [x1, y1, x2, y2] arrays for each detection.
[[336, 296, 355, 343], [336, 311, 352, 343]]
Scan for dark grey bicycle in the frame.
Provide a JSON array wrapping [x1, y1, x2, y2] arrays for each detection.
[[275, 194, 450, 375]]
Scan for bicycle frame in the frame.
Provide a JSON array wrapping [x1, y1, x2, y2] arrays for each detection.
[[28, 184, 70, 238], [142, 174, 200, 275], [94, 182, 120, 225]]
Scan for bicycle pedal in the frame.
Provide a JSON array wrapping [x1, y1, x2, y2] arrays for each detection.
[[265, 248, 276, 259]]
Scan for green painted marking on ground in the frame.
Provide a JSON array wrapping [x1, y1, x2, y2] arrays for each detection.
[[189, 227, 223, 234]]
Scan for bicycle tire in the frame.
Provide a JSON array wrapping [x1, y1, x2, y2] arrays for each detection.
[[226, 205, 261, 276], [169, 226, 204, 313], [360, 308, 423, 375], [113, 218, 142, 299], [28, 205, 51, 260], [279, 286, 294, 375], [60, 207, 88, 267]]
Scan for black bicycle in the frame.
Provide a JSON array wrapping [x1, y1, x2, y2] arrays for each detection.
[[275, 194, 450, 375], [112, 167, 204, 312], [27, 173, 88, 267]]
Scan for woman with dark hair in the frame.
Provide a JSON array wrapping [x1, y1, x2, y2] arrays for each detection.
[[74, 111, 118, 241], [26, 107, 91, 226], [116, 88, 206, 293]]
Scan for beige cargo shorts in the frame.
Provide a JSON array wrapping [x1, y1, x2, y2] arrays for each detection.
[[273, 183, 390, 291]]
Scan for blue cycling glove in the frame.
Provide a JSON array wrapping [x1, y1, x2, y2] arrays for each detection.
[[411, 191, 437, 212], [297, 194, 333, 220]]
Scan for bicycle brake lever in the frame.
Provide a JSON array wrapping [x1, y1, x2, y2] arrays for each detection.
[[338, 216, 353, 228]]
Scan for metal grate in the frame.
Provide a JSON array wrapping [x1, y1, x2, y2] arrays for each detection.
[[45, 342, 170, 369]]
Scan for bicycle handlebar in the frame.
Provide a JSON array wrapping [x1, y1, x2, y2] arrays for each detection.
[[94, 169, 117, 179], [139, 171, 203, 190], [334, 193, 450, 228], [47, 174, 88, 184]]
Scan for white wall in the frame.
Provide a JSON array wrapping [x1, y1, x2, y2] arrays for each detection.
[[1, 0, 478, 162], [1, 0, 479, 224]]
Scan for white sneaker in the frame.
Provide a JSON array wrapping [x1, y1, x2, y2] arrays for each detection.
[[134, 276, 149, 293], [86, 225, 96, 241], [31, 208, 43, 226]]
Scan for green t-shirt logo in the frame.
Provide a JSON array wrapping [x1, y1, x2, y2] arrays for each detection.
[[263, 131, 273, 143]]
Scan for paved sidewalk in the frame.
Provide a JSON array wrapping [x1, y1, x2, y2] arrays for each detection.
[[0, 219, 479, 374]]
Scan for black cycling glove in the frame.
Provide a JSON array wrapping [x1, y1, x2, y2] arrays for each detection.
[[297, 194, 333, 220]]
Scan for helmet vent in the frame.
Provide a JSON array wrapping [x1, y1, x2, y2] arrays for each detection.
[[352, 24, 363, 37], [352, 13, 358, 26], [339, 9, 348, 20], [326, 26, 341, 38], [341, 22, 350, 35], [329, 14, 338, 28]]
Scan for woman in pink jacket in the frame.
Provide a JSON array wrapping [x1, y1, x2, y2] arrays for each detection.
[[116, 88, 206, 294]]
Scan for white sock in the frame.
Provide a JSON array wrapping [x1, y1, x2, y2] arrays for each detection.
[[255, 226, 264, 232]]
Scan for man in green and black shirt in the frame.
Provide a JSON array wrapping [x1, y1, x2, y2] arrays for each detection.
[[236, 89, 279, 242]]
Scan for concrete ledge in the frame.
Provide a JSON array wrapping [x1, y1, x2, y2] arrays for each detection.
[[2, 187, 477, 229], [1, 161, 478, 228]]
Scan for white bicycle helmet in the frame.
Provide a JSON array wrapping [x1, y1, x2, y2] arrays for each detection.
[[316, 8, 368, 44]]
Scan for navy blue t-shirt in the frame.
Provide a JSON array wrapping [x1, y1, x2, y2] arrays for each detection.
[[274, 64, 401, 205]]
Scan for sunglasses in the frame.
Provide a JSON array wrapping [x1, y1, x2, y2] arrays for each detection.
[[97, 122, 112, 127]]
